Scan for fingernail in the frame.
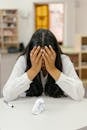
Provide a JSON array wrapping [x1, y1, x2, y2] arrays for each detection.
[[41, 49, 44, 52], [33, 46, 36, 49], [38, 46, 40, 48], [49, 45, 52, 48], [45, 46, 47, 48]]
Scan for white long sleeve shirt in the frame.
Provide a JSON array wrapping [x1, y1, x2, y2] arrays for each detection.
[[3, 54, 85, 102]]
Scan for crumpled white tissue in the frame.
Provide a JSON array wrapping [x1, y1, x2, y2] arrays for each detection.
[[32, 98, 45, 115]]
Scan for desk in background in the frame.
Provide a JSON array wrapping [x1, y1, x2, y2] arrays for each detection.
[[0, 97, 87, 130]]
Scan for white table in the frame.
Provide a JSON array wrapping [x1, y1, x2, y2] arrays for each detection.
[[0, 97, 87, 130]]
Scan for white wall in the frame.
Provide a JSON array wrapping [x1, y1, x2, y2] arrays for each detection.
[[0, 0, 76, 47], [76, 0, 87, 35], [64, 0, 76, 47]]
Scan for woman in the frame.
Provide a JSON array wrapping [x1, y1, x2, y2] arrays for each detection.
[[3, 29, 85, 102]]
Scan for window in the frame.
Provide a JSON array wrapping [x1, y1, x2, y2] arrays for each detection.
[[49, 3, 64, 44]]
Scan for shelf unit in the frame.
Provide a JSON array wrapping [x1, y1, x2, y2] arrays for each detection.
[[61, 44, 87, 87], [0, 9, 19, 50], [80, 37, 87, 85], [61, 47, 81, 78]]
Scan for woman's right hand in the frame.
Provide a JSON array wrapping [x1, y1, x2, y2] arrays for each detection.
[[27, 46, 42, 80]]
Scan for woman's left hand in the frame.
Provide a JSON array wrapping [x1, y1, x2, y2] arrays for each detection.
[[42, 45, 61, 80], [42, 45, 56, 72]]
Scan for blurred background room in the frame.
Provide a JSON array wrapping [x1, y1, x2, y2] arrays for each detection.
[[0, 0, 87, 97]]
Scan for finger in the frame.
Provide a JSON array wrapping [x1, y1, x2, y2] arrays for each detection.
[[45, 46, 52, 56], [39, 56, 42, 64], [36, 49, 42, 63], [30, 46, 37, 56], [42, 53, 48, 65], [49, 45, 55, 55], [42, 49, 49, 60], [33, 46, 41, 58]]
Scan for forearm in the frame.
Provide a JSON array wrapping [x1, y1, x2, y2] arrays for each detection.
[[27, 67, 39, 81], [48, 67, 61, 81], [27, 67, 37, 81]]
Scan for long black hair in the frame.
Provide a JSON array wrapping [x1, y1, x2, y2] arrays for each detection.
[[21, 29, 65, 98]]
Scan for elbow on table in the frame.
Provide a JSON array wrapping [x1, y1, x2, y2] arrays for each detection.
[[3, 86, 17, 102], [72, 80, 85, 101]]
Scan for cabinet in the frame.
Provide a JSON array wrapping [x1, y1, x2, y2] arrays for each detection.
[[0, 9, 18, 50]]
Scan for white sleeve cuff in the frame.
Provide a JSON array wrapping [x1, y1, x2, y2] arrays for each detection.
[[56, 72, 66, 83], [23, 72, 32, 83]]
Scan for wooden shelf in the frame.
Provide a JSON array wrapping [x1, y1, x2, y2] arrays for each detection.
[[0, 9, 18, 50], [81, 37, 87, 82], [81, 66, 87, 69], [62, 47, 81, 77], [62, 44, 87, 84], [62, 36, 87, 85], [81, 51, 87, 53], [63, 35, 87, 86]]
